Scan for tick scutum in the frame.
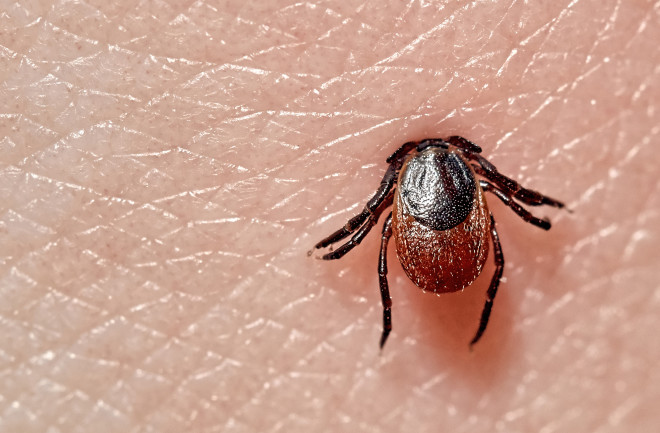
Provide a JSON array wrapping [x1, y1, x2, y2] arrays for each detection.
[[398, 148, 476, 231]]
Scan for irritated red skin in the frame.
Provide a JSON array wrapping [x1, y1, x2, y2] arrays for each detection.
[[392, 155, 491, 293]]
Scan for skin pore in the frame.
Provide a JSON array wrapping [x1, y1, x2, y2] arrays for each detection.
[[1, 1, 659, 432]]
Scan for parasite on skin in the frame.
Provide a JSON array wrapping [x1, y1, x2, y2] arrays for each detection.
[[312, 136, 566, 348]]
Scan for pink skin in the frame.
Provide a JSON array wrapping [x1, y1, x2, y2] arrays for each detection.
[[1, 1, 659, 432]]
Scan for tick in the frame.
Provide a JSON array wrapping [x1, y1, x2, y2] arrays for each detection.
[[312, 136, 566, 349]]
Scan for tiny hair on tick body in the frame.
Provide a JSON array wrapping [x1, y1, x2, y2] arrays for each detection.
[[311, 136, 566, 349]]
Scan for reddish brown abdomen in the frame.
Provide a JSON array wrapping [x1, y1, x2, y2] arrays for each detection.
[[392, 177, 490, 293]]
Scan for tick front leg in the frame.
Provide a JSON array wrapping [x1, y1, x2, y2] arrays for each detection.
[[479, 181, 551, 230], [470, 214, 504, 347], [444, 135, 483, 153], [469, 156, 565, 209], [378, 212, 394, 349], [318, 193, 393, 260], [313, 164, 397, 253]]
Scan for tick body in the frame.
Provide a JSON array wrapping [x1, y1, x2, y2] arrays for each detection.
[[394, 147, 490, 293], [313, 137, 565, 348]]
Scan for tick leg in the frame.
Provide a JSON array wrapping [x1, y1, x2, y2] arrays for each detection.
[[378, 212, 394, 349], [444, 135, 483, 153], [386, 140, 419, 163], [468, 156, 565, 208], [320, 195, 392, 260], [470, 213, 504, 347], [314, 164, 397, 251], [387, 136, 480, 162], [414, 139, 449, 153], [445, 136, 562, 208], [480, 180, 551, 230]]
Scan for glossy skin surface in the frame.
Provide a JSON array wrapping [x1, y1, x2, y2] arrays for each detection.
[[393, 148, 490, 293], [2, 3, 656, 432]]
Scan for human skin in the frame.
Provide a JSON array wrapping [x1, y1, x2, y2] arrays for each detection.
[[1, 1, 659, 432]]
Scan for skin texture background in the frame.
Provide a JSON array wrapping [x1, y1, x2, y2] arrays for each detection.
[[1, 0, 659, 432]]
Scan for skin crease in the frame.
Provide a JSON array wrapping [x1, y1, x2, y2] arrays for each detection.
[[0, 0, 659, 432]]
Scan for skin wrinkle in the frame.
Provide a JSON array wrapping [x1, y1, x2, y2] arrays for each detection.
[[1, 0, 659, 432]]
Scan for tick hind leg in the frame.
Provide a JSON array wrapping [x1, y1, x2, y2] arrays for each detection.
[[378, 212, 394, 349], [470, 214, 504, 347]]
